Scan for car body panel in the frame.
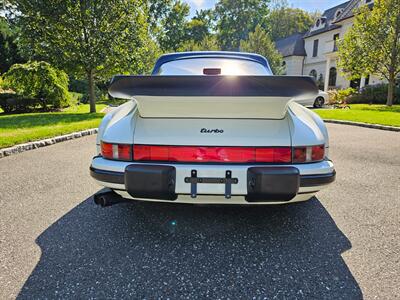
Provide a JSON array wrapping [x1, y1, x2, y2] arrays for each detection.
[[134, 116, 291, 147]]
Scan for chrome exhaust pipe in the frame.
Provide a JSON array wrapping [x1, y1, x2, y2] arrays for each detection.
[[93, 189, 127, 207]]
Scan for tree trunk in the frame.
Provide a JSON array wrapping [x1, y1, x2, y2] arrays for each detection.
[[87, 69, 96, 113], [386, 73, 394, 107]]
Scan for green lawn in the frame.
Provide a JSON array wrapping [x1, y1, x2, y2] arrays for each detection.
[[0, 104, 106, 148], [316, 104, 400, 127]]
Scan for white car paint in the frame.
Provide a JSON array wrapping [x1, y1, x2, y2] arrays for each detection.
[[91, 52, 335, 205], [93, 100, 333, 204]]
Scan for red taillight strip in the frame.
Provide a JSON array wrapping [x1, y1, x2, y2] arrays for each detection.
[[101, 142, 325, 163], [133, 145, 292, 163]]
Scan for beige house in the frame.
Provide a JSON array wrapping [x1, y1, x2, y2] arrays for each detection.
[[276, 0, 383, 91]]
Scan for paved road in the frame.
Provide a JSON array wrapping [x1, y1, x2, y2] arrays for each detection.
[[0, 124, 399, 299]]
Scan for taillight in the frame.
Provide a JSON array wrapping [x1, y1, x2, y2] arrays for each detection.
[[293, 145, 325, 163], [133, 145, 292, 163], [101, 142, 132, 161], [101, 142, 324, 163]]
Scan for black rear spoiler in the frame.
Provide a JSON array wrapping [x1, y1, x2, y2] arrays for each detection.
[[108, 75, 318, 99]]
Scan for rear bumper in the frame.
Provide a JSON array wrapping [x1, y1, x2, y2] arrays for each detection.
[[90, 157, 335, 204]]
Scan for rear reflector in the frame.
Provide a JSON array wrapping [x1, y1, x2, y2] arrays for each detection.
[[311, 145, 325, 161], [133, 145, 292, 163], [101, 142, 113, 160]]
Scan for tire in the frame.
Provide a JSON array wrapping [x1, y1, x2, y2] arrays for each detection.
[[313, 96, 325, 108]]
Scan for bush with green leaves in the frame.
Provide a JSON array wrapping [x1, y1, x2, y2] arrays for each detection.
[[0, 93, 39, 113], [327, 88, 356, 104], [1, 61, 72, 110], [348, 83, 399, 104]]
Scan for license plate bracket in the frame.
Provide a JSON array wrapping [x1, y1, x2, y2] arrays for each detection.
[[184, 170, 238, 199]]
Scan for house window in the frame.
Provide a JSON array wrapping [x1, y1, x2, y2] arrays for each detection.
[[309, 69, 317, 79], [313, 40, 319, 57], [335, 9, 342, 19], [333, 34, 340, 51], [329, 67, 337, 86]]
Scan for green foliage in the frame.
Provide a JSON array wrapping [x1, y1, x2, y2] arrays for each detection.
[[147, 0, 174, 34], [348, 83, 400, 104], [186, 9, 214, 43], [0, 93, 39, 113], [215, 0, 269, 50], [68, 78, 104, 104], [158, 0, 190, 51], [315, 104, 400, 127], [11, 0, 152, 112], [178, 35, 220, 52], [338, 0, 400, 106], [240, 25, 283, 74], [327, 88, 356, 104], [267, 1, 315, 41], [0, 16, 24, 73], [2, 61, 72, 110]]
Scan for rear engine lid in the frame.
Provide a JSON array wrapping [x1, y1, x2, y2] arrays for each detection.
[[133, 116, 291, 147]]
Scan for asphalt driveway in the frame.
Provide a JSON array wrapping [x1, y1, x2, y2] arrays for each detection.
[[0, 124, 399, 299]]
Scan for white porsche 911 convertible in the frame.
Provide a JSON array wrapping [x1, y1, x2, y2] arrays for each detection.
[[90, 51, 335, 206]]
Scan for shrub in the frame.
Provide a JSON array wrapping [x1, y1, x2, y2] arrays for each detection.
[[348, 83, 399, 104], [2, 61, 73, 110], [327, 88, 356, 104], [0, 93, 40, 113]]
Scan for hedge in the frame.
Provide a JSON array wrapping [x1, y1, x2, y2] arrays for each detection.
[[1, 61, 73, 112]]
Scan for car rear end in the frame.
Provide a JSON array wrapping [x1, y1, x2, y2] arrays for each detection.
[[90, 52, 335, 205]]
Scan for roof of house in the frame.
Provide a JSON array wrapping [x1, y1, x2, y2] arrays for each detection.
[[334, 0, 359, 22], [303, 1, 351, 38], [275, 32, 306, 57], [334, 0, 374, 23]]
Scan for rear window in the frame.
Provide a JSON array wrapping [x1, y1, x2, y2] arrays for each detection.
[[156, 58, 271, 75]]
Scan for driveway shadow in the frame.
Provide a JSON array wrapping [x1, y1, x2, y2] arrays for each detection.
[[18, 195, 362, 299]]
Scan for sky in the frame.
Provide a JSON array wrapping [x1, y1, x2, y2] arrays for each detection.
[[184, 0, 346, 17]]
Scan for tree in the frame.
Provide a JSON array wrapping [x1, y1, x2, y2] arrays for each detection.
[[178, 35, 219, 52], [186, 9, 214, 43], [10, 0, 151, 112], [338, 0, 400, 106], [267, 0, 316, 41], [0, 16, 23, 73], [240, 25, 284, 74], [147, 0, 173, 33], [214, 0, 269, 51], [158, 0, 190, 52], [2, 61, 71, 110]]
